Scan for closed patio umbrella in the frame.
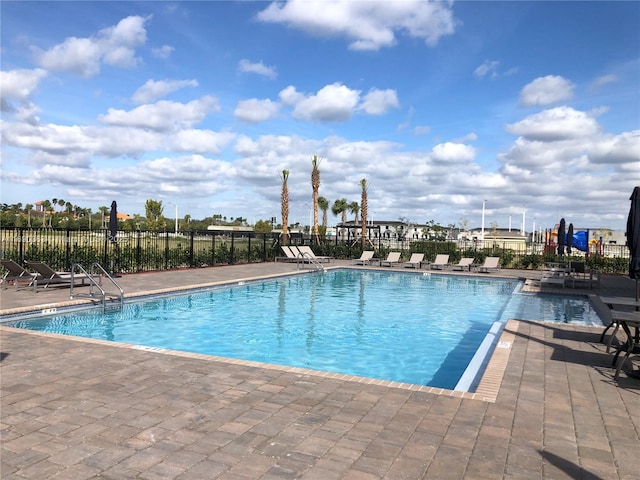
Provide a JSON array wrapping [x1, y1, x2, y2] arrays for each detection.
[[566, 223, 574, 255], [557, 218, 565, 256], [627, 187, 640, 301], [109, 201, 118, 243]]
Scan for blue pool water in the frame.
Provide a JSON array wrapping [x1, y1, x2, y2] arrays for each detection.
[[3, 270, 603, 390]]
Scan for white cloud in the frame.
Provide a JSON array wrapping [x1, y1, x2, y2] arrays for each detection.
[[131, 79, 199, 104], [256, 0, 456, 51], [280, 83, 360, 122], [474, 60, 499, 79], [33, 15, 149, 77], [1, 122, 100, 155], [412, 125, 431, 136], [452, 132, 478, 143], [519, 75, 575, 107], [238, 59, 277, 79], [99, 96, 219, 131], [589, 130, 640, 165], [170, 130, 236, 155], [359, 88, 399, 115], [506, 106, 600, 141], [151, 45, 174, 59], [588, 74, 618, 93], [234, 99, 280, 123], [0, 69, 48, 101], [430, 142, 476, 164]]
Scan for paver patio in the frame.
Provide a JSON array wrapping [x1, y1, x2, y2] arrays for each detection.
[[1, 262, 639, 479]]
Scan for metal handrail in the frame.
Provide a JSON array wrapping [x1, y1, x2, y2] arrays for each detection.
[[70, 263, 124, 310], [298, 252, 324, 272], [91, 263, 124, 307]]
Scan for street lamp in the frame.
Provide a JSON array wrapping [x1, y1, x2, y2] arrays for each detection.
[[481, 200, 486, 241], [166, 201, 178, 234]]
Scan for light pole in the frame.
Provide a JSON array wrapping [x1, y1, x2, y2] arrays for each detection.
[[481, 200, 486, 241], [166, 201, 178, 234], [304, 203, 312, 236]]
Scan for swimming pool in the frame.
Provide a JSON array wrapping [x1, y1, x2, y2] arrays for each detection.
[[3, 269, 603, 391]]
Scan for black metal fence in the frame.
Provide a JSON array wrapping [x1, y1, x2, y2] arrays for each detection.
[[0, 227, 630, 274], [0, 228, 282, 273]]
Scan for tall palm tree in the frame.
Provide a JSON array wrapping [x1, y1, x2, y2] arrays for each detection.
[[43, 200, 53, 227], [317, 196, 329, 228], [310, 155, 321, 244], [25, 204, 33, 227], [86, 208, 93, 230], [99, 206, 109, 229], [348, 201, 360, 223], [280, 170, 290, 245], [360, 178, 369, 249]]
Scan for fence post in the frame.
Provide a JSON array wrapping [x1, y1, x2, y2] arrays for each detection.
[[230, 233, 235, 264], [65, 228, 71, 270], [102, 229, 109, 267], [19, 227, 24, 261], [211, 234, 216, 266], [164, 233, 169, 270], [135, 231, 141, 272], [247, 234, 252, 263], [189, 231, 194, 267], [262, 234, 267, 262]]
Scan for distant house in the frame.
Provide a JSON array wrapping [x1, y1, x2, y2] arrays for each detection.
[[34, 201, 53, 213]]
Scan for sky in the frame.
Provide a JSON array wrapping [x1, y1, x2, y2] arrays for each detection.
[[1, 1, 639, 232]]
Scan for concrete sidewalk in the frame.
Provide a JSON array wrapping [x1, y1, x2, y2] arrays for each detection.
[[1, 263, 639, 479]]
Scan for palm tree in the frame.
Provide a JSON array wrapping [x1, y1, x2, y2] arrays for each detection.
[[280, 170, 290, 245], [99, 206, 109, 229], [25, 204, 33, 227], [86, 208, 93, 230], [310, 155, 321, 244], [331, 198, 348, 224], [360, 178, 369, 249], [317, 196, 329, 228], [348, 201, 360, 223], [332, 198, 348, 239], [42, 200, 53, 227]]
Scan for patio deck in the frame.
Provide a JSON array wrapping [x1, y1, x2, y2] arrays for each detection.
[[1, 262, 639, 479]]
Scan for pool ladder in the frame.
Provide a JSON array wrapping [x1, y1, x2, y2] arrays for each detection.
[[298, 252, 325, 272], [70, 263, 124, 311]]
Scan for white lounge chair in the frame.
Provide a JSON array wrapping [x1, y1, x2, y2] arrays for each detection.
[[403, 253, 424, 269], [297, 245, 332, 263], [451, 258, 474, 271], [379, 251, 402, 267], [477, 257, 500, 273], [429, 254, 450, 270], [352, 250, 374, 265], [277, 246, 299, 262]]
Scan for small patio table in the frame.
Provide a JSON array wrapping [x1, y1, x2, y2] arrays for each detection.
[[610, 310, 640, 379]]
